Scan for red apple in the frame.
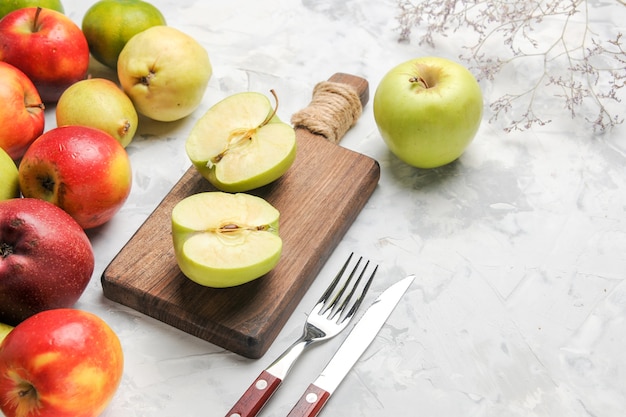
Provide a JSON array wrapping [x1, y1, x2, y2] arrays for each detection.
[[0, 198, 95, 326], [0, 308, 124, 417], [0, 7, 90, 103], [0, 61, 45, 160], [18, 126, 133, 229]]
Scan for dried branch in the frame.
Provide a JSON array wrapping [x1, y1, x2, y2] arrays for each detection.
[[396, 0, 626, 133]]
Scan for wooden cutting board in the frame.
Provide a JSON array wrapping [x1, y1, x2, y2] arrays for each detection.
[[101, 73, 380, 359]]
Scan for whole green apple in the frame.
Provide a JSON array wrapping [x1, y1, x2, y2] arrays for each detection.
[[117, 25, 212, 122], [0, 0, 64, 19], [0, 147, 19, 201], [373, 56, 483, 169], [82, 0, 166, 69]]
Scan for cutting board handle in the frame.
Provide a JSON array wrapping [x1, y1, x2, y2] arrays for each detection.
[[291, 73, 369, 144]]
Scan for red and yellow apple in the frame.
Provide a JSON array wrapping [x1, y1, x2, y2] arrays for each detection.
[[0, 7, 89, 103], [0, 198, 94, 326], [18, 126, 133, 229], [373, 56, 483, 169], [0, 61, 45, 160], [0, 308, 124, 417]]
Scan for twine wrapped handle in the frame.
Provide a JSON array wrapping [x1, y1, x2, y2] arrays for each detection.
[[291, 80, 364, 144]]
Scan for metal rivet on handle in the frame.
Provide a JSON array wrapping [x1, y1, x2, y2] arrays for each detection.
[[229, 414, 241, 417], [305, 392, 318, 403], [255, 379, 268, 390]]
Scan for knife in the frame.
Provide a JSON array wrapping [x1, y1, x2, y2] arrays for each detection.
[[285, 275, 415, 417]]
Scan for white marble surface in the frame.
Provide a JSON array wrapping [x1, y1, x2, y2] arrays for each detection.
[[17, 0, 626, 416]]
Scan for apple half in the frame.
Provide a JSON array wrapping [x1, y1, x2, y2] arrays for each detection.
[[186, 91, 296, 192], [172, 192, 282, 288]]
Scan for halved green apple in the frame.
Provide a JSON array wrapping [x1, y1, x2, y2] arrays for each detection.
[[171, 192, 282, 287], [185, 91, 296, 192]]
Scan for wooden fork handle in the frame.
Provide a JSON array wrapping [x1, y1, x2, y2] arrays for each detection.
[[224, 370, 282, 417]]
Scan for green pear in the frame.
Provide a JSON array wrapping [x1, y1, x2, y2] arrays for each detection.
[[186, 91, 296, 192], [171, 192, 282, 288]]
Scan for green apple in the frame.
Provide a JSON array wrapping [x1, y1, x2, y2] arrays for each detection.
[[171, 192, 282, 288], [0, 147, 19, 200], [0, 322, 13, 344], [82, 0, 166, 70], [373, 56, 483, 169], [0, 0, 64, 19], [56, 78, 138, 147], [117, 25, 212, 122], [186, 91, 296, 192]]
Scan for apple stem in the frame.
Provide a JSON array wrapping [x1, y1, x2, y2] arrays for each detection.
[[32, 7, 43, 32], [409, 75, 429, 89], [27, 103, 45, 111], [262, 89, 279, 127], [18, 385, 35, 398]]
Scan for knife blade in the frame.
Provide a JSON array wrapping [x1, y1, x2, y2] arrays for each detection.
[[285, 275, 415, 417]]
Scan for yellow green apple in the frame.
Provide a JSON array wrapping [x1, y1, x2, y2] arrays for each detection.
[[172, 192, 282, 288], [0, 147, 19, 200], [82, 0, 166, 69], [373, 56, 483, 169], [186, 91, 296, 192], [0, 323, 12, 344], [56, 78, 139, 147], [117, 25, 212, 122]]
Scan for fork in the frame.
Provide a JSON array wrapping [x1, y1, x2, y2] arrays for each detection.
[[224, 253, 378, 417]]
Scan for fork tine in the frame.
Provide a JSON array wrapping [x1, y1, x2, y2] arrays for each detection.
[[324, 256, 363, 315], [317, 252, 354, 306], [342, 264, 377, 321]]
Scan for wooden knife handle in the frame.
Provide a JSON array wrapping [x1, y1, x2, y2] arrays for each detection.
[[224, 370, 282, 417], [285, 383, 331, 417]]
